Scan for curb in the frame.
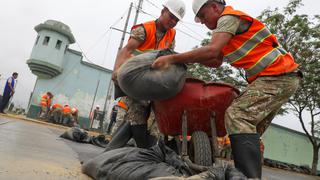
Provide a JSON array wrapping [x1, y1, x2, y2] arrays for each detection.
[[0, 113, 100, 136]]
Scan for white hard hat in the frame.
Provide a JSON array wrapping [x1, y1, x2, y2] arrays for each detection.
[[163, 0, 186, 20], [96, 105, 100, 108], [192, 0, 226, 23]]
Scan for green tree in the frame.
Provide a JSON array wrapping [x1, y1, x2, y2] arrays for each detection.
[[259, 0, 320, 175]]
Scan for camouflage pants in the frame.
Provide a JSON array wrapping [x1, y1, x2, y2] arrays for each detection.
[[225, 75, 300, 135], [124, 96, 151, 126], [110, 106, 127, 135], [51, 109, 62, 123], [111, 96, 160, 137], [62, 113, 74, 126], [148, 110, 161, 139], [40, 105, 49, 118]]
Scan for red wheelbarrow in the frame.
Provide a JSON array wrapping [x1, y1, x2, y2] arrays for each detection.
[[153, 78, 239, 169]]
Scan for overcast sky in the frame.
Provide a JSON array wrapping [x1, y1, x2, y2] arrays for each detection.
[[0, 0, 318, 132]]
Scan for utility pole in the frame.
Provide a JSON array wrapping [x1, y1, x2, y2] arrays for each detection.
[[101, 3, 134, 134], [118, 2, 133, 51], [133, 0, 143, 26]]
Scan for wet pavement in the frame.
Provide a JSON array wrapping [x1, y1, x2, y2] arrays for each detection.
[[0, 114, 319, 180], [0, 115, 99, 179]]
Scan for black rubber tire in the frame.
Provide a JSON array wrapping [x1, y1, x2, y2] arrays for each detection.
[[189, 131, 212, 166]]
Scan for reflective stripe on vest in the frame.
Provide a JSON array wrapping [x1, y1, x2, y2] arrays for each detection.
[[221, 6, 298, 81], [245, 47, 287, 77], [117, 101, 128, 111], [40, 94, 49, 106], [224, 26, 287, 77]]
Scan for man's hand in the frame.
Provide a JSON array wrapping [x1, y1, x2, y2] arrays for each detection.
[[151, 55, 173, 69]]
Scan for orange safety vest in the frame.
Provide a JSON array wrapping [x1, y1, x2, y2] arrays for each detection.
[[221, 6, 299, 83], [52, 104, 62, 110], [117, 99, 128, 111], [62, 106, 72, 113], [224, 136, 231, 145], [130, 20, 176, 53], [40, 94, 52, 107]]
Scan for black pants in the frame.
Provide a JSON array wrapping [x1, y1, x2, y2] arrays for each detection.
[[0, 92, 11, 112]]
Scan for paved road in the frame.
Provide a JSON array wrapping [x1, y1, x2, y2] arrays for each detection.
[[0, 115, 319, 180], [0, 115, 95, 179]]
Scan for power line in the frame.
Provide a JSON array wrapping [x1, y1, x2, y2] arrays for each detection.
[[139, 9, 203, 42], [83, 6, 131, 61]]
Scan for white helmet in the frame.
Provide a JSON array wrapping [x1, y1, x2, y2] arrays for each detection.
[[163, 0, 186, 20], [192, 0, 226, 22]]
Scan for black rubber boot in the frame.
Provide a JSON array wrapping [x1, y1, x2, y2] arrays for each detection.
[[131, 124, 149, 148], [229, 133, 262, 179], [104, 121, 132, 152]]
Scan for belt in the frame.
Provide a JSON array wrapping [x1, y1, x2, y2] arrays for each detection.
[[281, 70, 303, 78], [260, 70, 303, 78]]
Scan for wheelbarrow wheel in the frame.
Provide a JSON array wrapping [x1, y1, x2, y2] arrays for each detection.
[[189, 131, 212, 166]]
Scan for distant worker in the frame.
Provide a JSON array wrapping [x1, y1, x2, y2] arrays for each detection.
[[49, 103, 63, 124], [62, 104, 72, 126], [71, 107, 79, 127], [220, 135, 232, 160], [109, 0, 186, 150], [110, 98, 128, 135], [39, 92, 53, 119], [90, 105, 103, 129], [0, 72, 18, 114], [106, 105, 118, 135], [260, 138, 265, 164]]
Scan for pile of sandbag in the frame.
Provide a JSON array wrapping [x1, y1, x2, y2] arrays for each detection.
[[82, 140, 247, 180], [117, 49, 187, 100]]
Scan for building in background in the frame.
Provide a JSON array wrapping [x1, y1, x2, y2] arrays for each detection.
[[263, 123, 320, 170], [26, 20, 114, 129]]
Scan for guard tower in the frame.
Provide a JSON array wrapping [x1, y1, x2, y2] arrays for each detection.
[[27, 20, 75, 79]]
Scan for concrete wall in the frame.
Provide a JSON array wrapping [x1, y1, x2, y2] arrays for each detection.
[[263, 123, 319, 170], [30, 30, 69, 68], [28, 49, 113, 127]]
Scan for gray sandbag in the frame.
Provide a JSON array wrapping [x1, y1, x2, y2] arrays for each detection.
[[60, 127, 109, 148], [117, 49, 187, 100], [82, 140, 192, 180]]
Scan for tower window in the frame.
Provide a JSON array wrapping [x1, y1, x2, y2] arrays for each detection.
[[55, 40, 62, 50], [35, 35, 40, 45], [43, 36, 50, 45]]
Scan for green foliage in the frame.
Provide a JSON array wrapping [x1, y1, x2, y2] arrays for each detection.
[[259, 0, 320, 174]]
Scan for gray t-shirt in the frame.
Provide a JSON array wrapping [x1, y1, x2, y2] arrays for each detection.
[[212, 15, 251, 35]]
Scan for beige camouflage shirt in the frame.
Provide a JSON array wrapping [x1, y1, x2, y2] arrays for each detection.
[[130, 23, 175, 50], [212, 15, 251, 35]]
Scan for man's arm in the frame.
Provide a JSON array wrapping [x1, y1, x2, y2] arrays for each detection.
[[151, 32, 233, 69], [112, 38, 142, 82]]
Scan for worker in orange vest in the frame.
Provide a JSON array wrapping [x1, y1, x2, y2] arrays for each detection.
[[260, 138, 265, 164], [39, 92, 53, 119], [151, 0, 302, 178], [220, 135, 232, 160], [108, 0, 186, 151], [49, 103, 63, 124], [71, 107, 79, 126], [61, 104, 73, 126], [108, 98, 128, 135]]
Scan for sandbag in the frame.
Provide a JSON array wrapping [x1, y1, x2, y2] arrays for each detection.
[[117, 49, 187, 100], [60, 127, 109, 148], [82, 140, 192, 180]]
